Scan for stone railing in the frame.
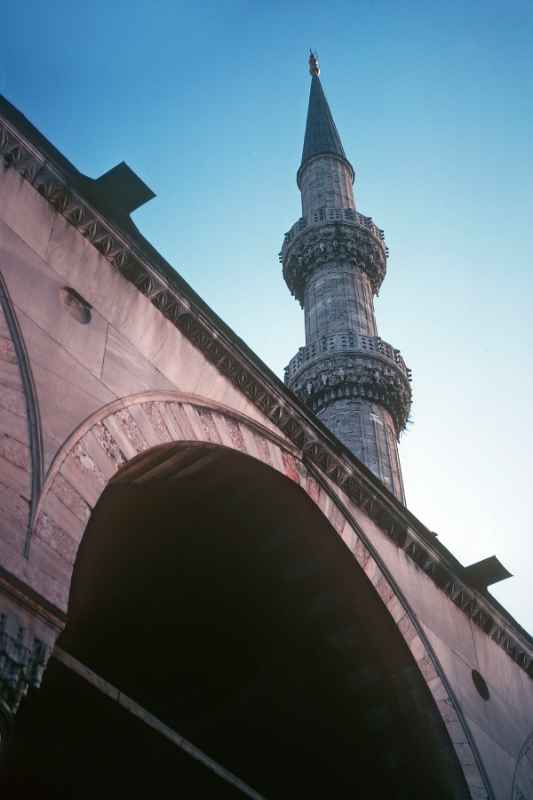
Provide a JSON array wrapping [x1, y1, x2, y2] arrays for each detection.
[[285, 333, 410, 383], [280, 208, 387, 259]]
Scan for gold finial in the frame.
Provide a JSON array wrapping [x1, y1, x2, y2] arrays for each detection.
[[309, 50, 320, 77]]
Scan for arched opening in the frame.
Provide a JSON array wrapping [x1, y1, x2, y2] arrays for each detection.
[[4, 443, 469, 797]]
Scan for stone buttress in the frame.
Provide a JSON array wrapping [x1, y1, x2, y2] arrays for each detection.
[[281, 53, 411, 501]]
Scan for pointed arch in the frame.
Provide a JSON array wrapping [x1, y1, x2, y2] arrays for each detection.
[[0, 270, 44, 555], [31, 390, 490, 798]]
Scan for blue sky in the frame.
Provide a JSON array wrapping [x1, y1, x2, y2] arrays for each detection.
[[2, 0, 532, 631]]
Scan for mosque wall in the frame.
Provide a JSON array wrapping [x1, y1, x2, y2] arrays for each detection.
[[0, 108, 532, 799]]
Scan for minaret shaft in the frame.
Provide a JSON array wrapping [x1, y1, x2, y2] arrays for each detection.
[[281, 57, 411, 502], [304, 263, 377, 341], [300, 156, 355, 218]]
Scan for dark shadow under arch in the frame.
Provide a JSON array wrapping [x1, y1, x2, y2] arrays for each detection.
[[6, 443, 470, 798]]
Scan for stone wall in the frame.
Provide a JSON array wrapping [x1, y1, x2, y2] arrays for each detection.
[[0, 163, 286, 608], [0, 129, 532, 798], [343, 491, 533, 799]]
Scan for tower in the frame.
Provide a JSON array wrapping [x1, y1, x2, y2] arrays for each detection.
[[281, 53, 412, 502]]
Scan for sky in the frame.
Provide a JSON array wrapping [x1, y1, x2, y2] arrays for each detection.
[[1, 0, 532, 631]]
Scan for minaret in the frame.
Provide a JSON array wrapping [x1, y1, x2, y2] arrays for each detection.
[[281, 53, 412, 502]]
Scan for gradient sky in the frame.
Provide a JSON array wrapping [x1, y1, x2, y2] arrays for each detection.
[[2, 0, 532, 631]]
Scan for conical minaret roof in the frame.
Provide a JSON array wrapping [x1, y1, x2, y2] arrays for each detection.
[[301, 74, 346, 166], [298, 53, 354, 184]]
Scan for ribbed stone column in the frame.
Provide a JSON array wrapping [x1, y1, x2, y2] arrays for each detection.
[[281, 54, 411, 502], [304, 263, 377, 340]]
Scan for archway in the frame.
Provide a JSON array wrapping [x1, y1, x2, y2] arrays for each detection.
[[5, 433, 470, 797]]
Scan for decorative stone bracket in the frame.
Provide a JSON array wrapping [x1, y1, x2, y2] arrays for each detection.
[[289, 353, 412, 435], [0, 613, 48, 733], [281, 222, 387, 304], [285, 332, 410, 382]]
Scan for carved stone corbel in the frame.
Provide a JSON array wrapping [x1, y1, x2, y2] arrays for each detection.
[[0, 612, 49, 750]]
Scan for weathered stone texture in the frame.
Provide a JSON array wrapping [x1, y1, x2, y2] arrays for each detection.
[[0, 197, 284, 482], [300, 155, 355, 217], [318, 399, 404, 498], [304, 262, 377, 339], [0, 217, 108, 379], [101, 326, 176, 396], [0, 165, 54, 260]]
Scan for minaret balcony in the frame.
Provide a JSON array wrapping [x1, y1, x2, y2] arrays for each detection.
[[281, 211, 388, 304], [285, 332, 410, 382], [280, 208, 387, 259], [285, 333, 412, 435]]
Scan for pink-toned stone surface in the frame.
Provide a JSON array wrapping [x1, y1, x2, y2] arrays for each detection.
[[0, 145, 531, 799]]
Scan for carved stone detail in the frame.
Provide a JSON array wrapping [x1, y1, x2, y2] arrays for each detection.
[[0, 613, 48, 727], [281, 222, 387, 304], [286, 332, 410, 383], [289, 353, 412, 434]]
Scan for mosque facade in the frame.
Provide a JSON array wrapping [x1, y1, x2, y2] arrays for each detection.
[[0, 57, 531, 798]]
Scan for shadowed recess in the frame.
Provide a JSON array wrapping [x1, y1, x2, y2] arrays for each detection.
[[4, 444, 469, 798]]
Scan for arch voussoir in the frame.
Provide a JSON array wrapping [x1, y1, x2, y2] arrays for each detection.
[[28, 390, 489, 798], [31, 393, 306, 611]]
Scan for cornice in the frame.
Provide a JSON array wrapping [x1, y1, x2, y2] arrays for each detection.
[[0, 109, 531, 678]]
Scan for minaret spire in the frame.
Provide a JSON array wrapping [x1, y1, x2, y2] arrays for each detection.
[[280, 56, 412, 501], [300, 54, 351, 182]]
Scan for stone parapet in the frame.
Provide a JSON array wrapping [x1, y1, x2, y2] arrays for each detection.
[[281, 217, 387, 305], [281, 208, 386, 250], [287, 348, 412, 435], [285, 332, 410, 382]]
